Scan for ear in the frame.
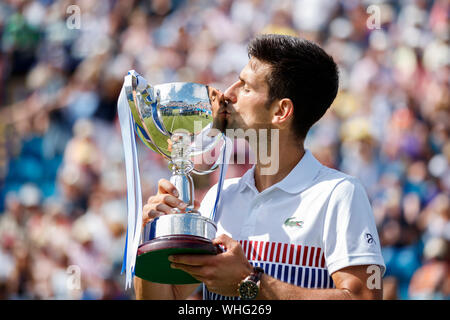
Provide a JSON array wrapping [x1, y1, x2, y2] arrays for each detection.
[[271, 98, 294, 128]]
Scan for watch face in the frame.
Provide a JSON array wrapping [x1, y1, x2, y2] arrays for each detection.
[[239, 280, 258, 300]]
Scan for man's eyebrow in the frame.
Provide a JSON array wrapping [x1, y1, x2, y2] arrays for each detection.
[[239, 75, 251, 86]]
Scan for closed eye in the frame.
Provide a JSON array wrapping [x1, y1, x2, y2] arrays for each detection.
[[238, 77, 251, 92]]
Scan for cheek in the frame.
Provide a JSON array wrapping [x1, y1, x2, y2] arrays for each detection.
[[234, 94, 271, 126], [249, 102, 271, 124]]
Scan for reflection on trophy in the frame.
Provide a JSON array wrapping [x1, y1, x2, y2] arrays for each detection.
[[121, 70, 227, 284]]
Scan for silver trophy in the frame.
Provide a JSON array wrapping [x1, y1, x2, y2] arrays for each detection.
[[122, 71, 226, 284]]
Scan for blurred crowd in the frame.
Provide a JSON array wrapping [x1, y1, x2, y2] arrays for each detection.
[[0, 0, 448, 300]]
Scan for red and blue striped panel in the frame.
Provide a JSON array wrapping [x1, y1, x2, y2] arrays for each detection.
[[204, 240, 335, 300]]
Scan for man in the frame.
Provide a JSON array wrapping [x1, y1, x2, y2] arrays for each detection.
[[135, 34, 385, 300]]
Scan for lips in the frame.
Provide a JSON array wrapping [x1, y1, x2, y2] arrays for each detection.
[[218, 101, 232, 114], [218, 110, 231, 117]]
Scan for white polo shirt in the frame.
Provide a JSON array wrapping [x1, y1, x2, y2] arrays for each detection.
[[199, 149, 385, 300]]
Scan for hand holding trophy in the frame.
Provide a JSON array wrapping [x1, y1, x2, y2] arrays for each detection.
[[117, 70, 231, 287]]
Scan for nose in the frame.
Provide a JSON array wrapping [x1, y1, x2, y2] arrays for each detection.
[[223, 81, 239, 104]]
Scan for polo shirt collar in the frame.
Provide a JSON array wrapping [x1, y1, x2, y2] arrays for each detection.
[[238, 149, 323, 194], [238, 165, 256, 193]]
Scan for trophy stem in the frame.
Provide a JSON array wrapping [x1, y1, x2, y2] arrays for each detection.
[[169, 131, 196, 213]]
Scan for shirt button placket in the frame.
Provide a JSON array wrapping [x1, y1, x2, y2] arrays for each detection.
[[240, 197, 262, 238]]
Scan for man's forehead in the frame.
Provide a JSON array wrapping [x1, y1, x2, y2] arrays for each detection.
[[241, 58, 271, 81], [248, 57, 271, 73]]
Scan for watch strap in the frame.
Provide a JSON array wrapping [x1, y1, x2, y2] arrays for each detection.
[[247, 266, 264, 283], [238, 266, 264, 300]]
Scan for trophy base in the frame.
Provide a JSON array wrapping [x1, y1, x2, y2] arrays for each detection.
[[135, 235, 221, 284]]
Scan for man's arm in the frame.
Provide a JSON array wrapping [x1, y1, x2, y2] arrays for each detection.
[[256, 265, 382, 300], [170, 235, 383, 300], [134, 277, 198, 300]]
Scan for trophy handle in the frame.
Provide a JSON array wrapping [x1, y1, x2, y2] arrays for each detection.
[[125, 72, 173, 159], [124, 73, 158, 151], [148, 89, 169, 137]]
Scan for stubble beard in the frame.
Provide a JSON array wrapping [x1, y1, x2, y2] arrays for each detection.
[[213, 116, 227, 134]]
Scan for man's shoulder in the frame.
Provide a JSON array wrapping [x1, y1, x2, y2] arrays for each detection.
[[313, 165, 364, 193]]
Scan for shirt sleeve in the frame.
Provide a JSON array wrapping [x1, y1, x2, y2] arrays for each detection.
[[322, 177, 386, 276]]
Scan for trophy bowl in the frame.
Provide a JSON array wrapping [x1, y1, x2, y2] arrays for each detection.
[[123, 71, 225, 284]]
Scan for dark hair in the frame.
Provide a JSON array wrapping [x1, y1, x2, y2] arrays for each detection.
[[248, 34, 339, 139]]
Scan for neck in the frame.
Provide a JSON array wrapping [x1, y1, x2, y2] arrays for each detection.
[[252, 130, 305, 193]]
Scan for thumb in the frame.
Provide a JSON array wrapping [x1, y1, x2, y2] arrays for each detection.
[[212, 234, 234, 248]]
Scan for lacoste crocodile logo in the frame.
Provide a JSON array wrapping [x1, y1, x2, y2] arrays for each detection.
[[284, 217, 304, 228]]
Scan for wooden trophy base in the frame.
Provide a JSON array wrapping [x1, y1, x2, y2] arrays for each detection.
[[134, 235, 221, 284]]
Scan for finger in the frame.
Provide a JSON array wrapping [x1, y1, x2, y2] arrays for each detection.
[[147, 194, 185, 209], [212, 234, 234, 247], [170, 263, 206, 282], [146, 209, 164, 220], [143, 209, 164, 227], [143, 204, 153, 220], [193, 200, 201, 210], [158, 179, 179, 197], [162, 195, 188, 210], [155, 203, 176, 215], [168, 254, 211, 266], [146, 195, 156, 205], [170, 263, 208, 279]]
